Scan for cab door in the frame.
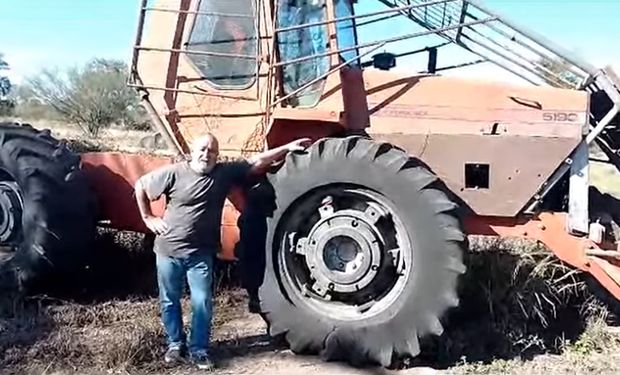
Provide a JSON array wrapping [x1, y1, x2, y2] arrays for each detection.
[[271, 0, 352, 123]]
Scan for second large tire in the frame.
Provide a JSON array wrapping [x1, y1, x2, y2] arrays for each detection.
[[257, 136, 467, 367], [0, 122, 97, 290]]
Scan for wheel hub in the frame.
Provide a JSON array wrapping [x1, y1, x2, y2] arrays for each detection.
[[0, 181, 23, 245], [280, 187, 411, 320], [324, 235, 363, 273], [295, 196, 393, 297]]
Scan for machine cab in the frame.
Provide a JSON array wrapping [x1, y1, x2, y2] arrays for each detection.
[[132, 0, 365, 156]]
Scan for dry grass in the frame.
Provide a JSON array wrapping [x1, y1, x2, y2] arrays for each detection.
[[590, 143, 620, 199], [427, 237, 620, 374], [2, 233, 619, 374], [1, 298, 161, 371], [451, 315, 620, 375], [0, 228, 250, 374], [1, 117, 171, 155], [0, 288, 249, 374], [411, 236, 615, 369], [2, 120, 620, 373]]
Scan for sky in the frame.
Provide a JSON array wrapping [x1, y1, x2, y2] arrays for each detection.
[[1, 0, 619, 85]]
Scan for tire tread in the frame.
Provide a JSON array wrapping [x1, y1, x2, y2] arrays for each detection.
[[259, 137, 467, 367]]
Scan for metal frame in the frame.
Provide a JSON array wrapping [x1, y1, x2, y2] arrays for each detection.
[[128, 0, 495, 98], [568, 141, 590, 235], [128, 0, 614, 108], [128, 0, 262, 96], [377, 0, 596, 86], [128, 0, 620, 221], [375, 0, 620, 221]]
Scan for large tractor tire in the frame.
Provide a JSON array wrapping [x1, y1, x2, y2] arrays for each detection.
[[0, 122, 97, 290], [258, 136, 467, 367]]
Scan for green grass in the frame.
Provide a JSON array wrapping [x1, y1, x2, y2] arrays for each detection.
[[451, 316, 620, 375]]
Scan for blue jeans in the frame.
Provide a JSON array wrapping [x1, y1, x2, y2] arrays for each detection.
[[156, 252, 214, 357]]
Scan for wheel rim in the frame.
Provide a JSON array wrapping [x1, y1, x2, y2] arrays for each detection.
[[275, 185, 412, 321], [0, 177, 24, 246]]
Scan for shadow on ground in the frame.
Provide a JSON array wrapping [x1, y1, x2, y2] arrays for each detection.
[[0, 292, 57, 369], [23, 228, 241, 303], [212, 333, 288, 369]]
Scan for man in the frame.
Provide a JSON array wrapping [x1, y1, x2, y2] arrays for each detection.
[[134, 133, 310, 370]]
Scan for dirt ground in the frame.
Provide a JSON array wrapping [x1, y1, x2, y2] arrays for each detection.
[[0, 289, 442, 375], [3, 232, 620, 375], [2, 287, 620, 375]]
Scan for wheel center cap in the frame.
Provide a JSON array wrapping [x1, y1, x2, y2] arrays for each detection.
[[0, 181, 23, 245], [301, 209, 383, 295], [323, 236, 364, 273]]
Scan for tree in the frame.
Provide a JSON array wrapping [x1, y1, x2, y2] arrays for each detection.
[[0, 53, 8, 70], [25, 58, 150, 137], [0, 76, 10, 97], [0, 52, 15, 116], [0, 52, 11, 97]]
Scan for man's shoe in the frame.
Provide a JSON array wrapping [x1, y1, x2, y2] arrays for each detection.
[[190, 352, 215, 371], [164, 347, 184, 365]]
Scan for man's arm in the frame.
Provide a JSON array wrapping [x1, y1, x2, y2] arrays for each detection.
[[135, 178, 170, 235], [247, 138, 312, 174]]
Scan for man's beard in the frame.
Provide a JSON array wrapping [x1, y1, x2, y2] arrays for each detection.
[[190, 160, 215, 174]]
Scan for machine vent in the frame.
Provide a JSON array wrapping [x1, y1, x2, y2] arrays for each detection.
[[465, 163, 490, 189]]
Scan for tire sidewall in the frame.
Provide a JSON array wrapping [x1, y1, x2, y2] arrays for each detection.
[[261, 141, 461, 333], [0, 123, 97, 288]]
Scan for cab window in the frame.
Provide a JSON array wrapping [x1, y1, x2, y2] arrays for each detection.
[[186, 0, 258, 89], [277, 0, 330, 107], [334, 0, 359, 66]]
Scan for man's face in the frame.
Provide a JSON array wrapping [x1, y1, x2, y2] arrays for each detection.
[[190, 135, 219, 174]]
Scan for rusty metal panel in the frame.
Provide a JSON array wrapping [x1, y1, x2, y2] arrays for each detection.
[[568, 141, 590, 235], [466, 213, 620, 300], [80, 152, 175, 233], [364, 72, 587, 217], [80, 152, 242, 261], [370, 132, 579, 216], [135, 0, 347, 158]]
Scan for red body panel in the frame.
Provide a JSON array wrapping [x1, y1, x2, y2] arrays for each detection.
[[81, 152, 244, 261], [81, 152, 620, 302]]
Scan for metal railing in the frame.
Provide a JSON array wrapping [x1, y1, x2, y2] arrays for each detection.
[[127, 0, 501, 99], [377, 0, 620, 212], [127, 0, 618, 169], [377, 0, 597, 88]]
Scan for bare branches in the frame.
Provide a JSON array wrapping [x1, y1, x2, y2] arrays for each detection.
[[25, 58, 150, 137]]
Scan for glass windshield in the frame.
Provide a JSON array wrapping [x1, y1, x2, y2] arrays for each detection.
[[334, 0, 359, 66], [186, 0, 258, 89], [277, 0, 330, 108]]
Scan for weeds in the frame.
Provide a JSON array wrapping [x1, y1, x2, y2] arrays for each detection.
[[415, 236, 612, 368], [2, 234, 620, 374], [563, 314, 620, 357], [0, 292, 249, 373], [0, 228, 251, 373], [452, 314, 620, 375]]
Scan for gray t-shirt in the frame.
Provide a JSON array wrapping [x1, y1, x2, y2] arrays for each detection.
[[139, 160, 251, 257]]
